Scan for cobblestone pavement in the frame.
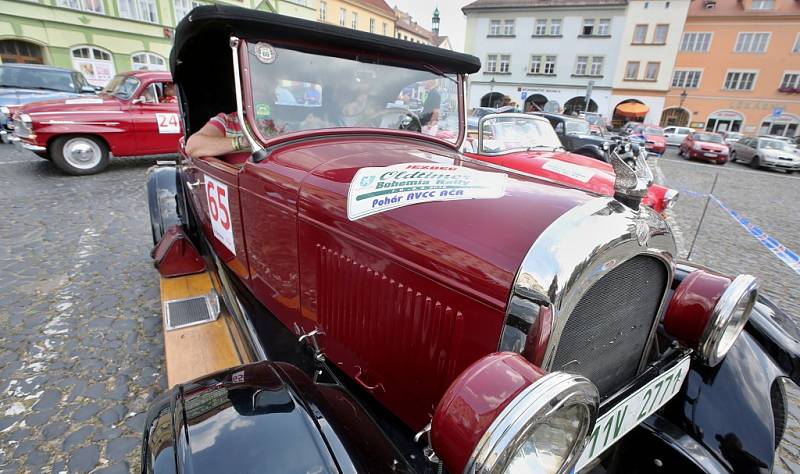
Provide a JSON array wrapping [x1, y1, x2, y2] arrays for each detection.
[[0, 143, 799, 472], [0, 145, 165, 473]]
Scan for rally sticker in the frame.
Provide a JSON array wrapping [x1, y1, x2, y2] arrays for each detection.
[[347, 162, 507, 221], [204, 174, 236, 255], [65, 98, 104, 105], [156, 113, 181, 134], [254, 42, 277, 64], [542, 160, 596, 183]]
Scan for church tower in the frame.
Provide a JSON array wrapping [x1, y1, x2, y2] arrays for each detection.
[[432, 7, 440, 36]]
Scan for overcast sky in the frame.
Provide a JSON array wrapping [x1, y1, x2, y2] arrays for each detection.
[[391, 0, 472, 52]]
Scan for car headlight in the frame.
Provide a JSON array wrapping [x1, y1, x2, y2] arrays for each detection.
[[602, 141, 610, 151], [693, 142, 703, 151], [662, 189, 679, 210], [431, 352, 599, 474], [664, 271, 758, 367], [19, 113, 32, 123]]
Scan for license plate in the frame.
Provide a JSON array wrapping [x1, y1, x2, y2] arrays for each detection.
[[704, 152, 716, 157], [574, 356, 690, 471]]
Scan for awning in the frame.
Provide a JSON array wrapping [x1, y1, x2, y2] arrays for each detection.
[[615, 102, 649, 118]]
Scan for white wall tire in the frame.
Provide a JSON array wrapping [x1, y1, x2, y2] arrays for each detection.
[[50, 135, 109, 175]]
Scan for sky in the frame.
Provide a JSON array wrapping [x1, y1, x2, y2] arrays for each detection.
[[390, 0, 473, 52]]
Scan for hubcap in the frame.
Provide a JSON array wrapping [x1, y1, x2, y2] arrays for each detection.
[[63, 138, 101, 170]]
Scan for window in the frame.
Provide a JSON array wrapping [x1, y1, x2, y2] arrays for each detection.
[[489, 19, 501, 35], [70, 47, 115, 86], [131, 52, 166, 71], [644, 62, 660, 80], [780, 72, 799, 89], [319, 0, 326, 20], [369, 18, 375, 33], [794, 34, 800, 53], [529, 55, 541, 74], [582, 19, 594, 35], [503, 19, 515, 36], [550, 19, 562, 36], [118, 0, 158, 22], [382, 23, 387, 35], [654, 24, 669, 43], [534, 19, 547, 36], [724, 71, 756, 90], [751, 0, 774, 10], [174, 0, 201, 23], [544, 56, 556, 74], [681, 32, 712, 52], [590, 57, 603, 76], [339, 8, 345, 26], [633, 25, 648, 44], [56, 0, 104, 14], [351, 12, 357, 29], [625, 61, 639, 79], [499, 54, 510, 73], [486, 54, 497, 73], [672, 70, 702, 88], [597, 19, 610, 36], [735, 32, 770, 53], [575, 56, 588, 75]]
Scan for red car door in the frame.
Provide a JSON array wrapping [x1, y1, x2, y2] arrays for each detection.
[[130, 81, 182, 155]]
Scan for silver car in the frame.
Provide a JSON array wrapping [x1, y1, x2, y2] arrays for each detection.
[[663, 126, 694, 146], [730, 136, 800, 172]]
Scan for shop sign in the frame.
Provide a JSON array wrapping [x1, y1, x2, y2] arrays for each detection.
[[73, 58, 115, 87], [690, 121, 705, 129]]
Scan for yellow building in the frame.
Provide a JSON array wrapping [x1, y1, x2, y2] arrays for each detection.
[[316, 0, 395, 36]]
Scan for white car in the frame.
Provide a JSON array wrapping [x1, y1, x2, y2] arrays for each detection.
[[663, 126, 694, 146]]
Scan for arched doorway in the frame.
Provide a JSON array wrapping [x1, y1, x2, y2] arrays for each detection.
[[759, 113, 799, 137], [524, 93, 547, 112], [705, 110, 743, 133], [612, 99, 648, 128], [480, 92, 505, 108], [0, 39, 44, 64], [563, 96, 598, 116], [660, 107, 690, 127]]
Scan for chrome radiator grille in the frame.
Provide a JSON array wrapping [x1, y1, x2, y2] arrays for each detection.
[[551, 255, 668, 397]]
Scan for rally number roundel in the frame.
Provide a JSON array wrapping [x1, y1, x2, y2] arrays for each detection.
[[255, 43, 277, 64]]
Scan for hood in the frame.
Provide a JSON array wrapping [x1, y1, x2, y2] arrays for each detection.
[[695, 141, 727, 152], [645, 134, 666, 145], [569, 133, 606, 145], [19, 95, 122, 114], [0, 88, 81, 106], [762, 148, 799, 160]]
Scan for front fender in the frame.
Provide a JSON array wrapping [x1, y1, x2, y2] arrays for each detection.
[[146, 165, 181, 245]]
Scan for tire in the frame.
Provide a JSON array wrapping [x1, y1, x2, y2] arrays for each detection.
[[729, 151, 737, 162], [750, 155, 761, 170], [50, 135, 109, 175]]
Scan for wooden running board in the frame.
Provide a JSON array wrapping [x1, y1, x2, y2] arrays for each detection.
[[159, 272, 252, 387]]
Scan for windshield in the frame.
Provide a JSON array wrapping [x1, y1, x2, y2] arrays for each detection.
[[564, 119, 591, 135], [102, 75, 140, 100], [480, 116, 562, 153], [694, 133, 724, 144], [472, 108, 492, 118], [245, 42, 460, 144], [0, 66, 77, 93], [644, 127, 664, 136], [761, 139, 787, 151]]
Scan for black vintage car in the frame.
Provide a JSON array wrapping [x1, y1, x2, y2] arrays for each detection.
[[142, 6, 800, 474], [534, 112, 611, 162]]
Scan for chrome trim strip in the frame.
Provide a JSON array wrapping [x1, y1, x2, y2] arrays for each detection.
[[502, 196, 676, 372], [29, 111, 124, 115], [229, 36, 264, 154]]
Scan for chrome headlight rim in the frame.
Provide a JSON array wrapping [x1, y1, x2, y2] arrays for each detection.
[[467, 372, 599, 474], [698, 274, 758, 367], [662, 189, 679, 210]]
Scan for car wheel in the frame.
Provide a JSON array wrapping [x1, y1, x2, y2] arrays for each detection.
[[750, 155, 761, 170], [50, 135, 109, 175], [729, 151, 736, 162]]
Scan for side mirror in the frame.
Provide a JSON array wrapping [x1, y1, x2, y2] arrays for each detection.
[[131, 97, 144, 105], [81, 85, 97, 94]]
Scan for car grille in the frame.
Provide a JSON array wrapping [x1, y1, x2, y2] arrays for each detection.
[[551, 255, 668, 397]]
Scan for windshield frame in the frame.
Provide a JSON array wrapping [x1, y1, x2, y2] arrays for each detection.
[[477, 113, 563, 155], [238, 39, 466, 152]]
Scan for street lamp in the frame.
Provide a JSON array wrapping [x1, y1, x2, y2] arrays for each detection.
[[679, 89, 688, 109], [490, 77, 496, 92]]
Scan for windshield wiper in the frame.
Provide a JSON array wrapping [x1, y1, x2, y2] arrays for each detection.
[[527, 145, 563, 151]]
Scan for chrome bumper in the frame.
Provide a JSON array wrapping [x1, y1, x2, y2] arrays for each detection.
[[11, 136, 46, 152]]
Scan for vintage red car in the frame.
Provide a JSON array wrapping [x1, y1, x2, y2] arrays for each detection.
[[141, 6, 798, 474], [462, 113, 678, 213], [678, 131, 730, 164], [10, 70, 180, 175], [628, 124, 667, 155]]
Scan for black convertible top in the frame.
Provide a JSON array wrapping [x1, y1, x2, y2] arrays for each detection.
[[171, 5, 480, 134]]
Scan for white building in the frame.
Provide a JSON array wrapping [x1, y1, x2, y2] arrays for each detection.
[[609, 0, 690, 127], [462, 0, 629, 116]]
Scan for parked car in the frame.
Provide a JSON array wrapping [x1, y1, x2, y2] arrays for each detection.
[[721, 130, 745, 145], [463, 113, 678, 212], [678, 131, 729, 164], [0, 64, 97, 143], [143, 7, 798, 474], [730, 136, 800, 172], [466, 105, 514, 130], [662, 125, 694, 146], [10, 70, 180, 175], [581, 112, 612, 136], [533, 112, 610, 161], [628, 124, 666, 155]]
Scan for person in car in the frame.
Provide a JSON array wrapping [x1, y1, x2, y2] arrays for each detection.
[[161, 83, 178, 103]]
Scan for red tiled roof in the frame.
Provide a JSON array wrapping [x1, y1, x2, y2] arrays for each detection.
[[355, 0, 395, 17]]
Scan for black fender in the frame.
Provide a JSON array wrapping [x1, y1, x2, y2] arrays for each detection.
[[140, 361, 411, 474], [146, 165, 182, 246], [573, 144, 607, 162]]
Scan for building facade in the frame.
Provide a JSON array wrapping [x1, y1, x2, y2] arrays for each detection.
[[394, 7, 431, 44], [609, 0, 690, 127], [662, 0, 800, 137], [462, 0, 628, 116], [316, 0, 395, 37]]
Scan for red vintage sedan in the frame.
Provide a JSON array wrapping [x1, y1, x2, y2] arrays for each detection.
[[678, 131, 729, 164], [629, 124, 667, 155], [11, 70, 180, 175], [463, 113, 678, 213]]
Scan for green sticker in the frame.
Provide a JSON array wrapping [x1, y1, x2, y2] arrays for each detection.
[[255, 103, 271, 119]]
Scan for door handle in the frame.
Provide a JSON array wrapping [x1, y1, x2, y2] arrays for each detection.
[[187, 179, 201, 189]]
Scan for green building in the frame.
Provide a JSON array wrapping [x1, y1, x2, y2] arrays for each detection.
[[0, 0, 317, 86]]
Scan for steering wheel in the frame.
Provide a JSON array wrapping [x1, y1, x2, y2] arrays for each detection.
[[366, 109, 422, 132]]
